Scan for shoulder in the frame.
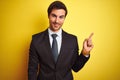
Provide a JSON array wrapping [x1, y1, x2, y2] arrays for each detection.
[[32, 29, 48, 39], [62, 30, 77, 39], [31, 29, 48, 43], [62, 30, 78, 47]]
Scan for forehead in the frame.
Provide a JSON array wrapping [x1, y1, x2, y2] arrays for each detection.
[[50, 9, 66, 16]]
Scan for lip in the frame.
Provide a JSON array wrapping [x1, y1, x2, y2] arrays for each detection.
[[54, 24, 59, 26], [53, 23, 60, 27]]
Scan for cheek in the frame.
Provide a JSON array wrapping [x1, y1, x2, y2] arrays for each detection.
[[49, 17, 55, 22], [60, 20, 65, 24], [49, 19, 54, 24]]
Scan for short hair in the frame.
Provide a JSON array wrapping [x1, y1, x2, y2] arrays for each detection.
[[47, 1, 68, 17]]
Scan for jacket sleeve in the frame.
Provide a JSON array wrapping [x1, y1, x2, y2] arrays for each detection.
[[72, 37, 90, 72], [28, 36, 39, 80], [72, 53, 90, 72]]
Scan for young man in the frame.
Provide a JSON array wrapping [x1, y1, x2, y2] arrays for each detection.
[[28, 1, 94, 80]]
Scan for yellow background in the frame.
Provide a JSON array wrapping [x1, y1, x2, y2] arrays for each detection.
[[0, 0, 120, 80]]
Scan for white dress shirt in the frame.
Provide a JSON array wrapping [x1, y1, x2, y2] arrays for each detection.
[[48, 28, 62, 54]]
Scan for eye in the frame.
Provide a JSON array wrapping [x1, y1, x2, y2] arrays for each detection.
[[51, 14, 57, 18], [59, 15, 65, 19]]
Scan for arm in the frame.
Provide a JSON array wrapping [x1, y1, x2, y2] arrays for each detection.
[[72, 52, 90, 72], [28, 37, 39, 80], [72, 33, 94, 72]]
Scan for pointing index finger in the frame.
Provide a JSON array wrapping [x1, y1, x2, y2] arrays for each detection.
[[88, 33, 94, 39]]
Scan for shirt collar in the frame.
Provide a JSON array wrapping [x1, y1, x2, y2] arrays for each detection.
[[48, 28, 62, 37]]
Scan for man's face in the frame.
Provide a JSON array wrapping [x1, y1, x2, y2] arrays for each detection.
[[48, 9, 66, 32]]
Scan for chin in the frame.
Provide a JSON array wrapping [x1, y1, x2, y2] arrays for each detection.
[[53, 28, 60, 32]]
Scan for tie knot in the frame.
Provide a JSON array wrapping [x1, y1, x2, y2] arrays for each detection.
[[52, 34, 57, 39]]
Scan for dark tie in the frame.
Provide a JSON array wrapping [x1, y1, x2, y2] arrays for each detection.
[[51, 34, 58, 62]]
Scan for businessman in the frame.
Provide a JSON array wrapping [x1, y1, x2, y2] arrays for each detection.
[[28, 1, 94, 80]]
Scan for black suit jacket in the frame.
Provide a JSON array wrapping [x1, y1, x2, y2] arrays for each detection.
[[28, 29, 90, 80]]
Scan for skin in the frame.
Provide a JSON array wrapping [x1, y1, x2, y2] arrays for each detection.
[[48, 8, 94, 55]]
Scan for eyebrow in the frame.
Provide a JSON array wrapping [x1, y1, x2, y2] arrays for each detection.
[[51, 13, 57, 16], [51, 13, 65, 17]]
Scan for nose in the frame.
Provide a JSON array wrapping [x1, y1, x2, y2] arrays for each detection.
[[55, 17, 59, 23]]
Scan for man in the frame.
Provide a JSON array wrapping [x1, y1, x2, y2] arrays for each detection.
[[28, 1, 94, 80]]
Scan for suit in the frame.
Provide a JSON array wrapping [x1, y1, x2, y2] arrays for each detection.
[[28, 29, 90, 80]]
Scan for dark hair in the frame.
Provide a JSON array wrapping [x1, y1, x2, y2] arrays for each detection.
[[47, 1, 68, 17]]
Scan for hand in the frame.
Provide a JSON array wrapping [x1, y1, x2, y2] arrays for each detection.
[[82, 33, 94, 55]]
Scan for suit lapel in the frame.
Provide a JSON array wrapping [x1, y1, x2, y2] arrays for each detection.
[[43, 29, 55, 64], [56, 31, 67, 64]]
